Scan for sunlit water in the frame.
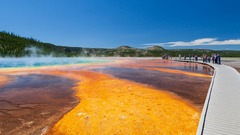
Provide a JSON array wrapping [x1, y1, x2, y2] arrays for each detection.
[[0, 58, 213, 134], [0, 57, 108, 68]]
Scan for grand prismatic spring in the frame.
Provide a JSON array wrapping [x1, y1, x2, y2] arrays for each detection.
[[0, 58, 213, 135]]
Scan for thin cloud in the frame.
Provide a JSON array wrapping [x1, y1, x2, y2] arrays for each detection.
[[144, 38, 240, 47]]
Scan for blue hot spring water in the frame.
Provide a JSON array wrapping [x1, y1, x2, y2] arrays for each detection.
[[0, 57, 106, 68]]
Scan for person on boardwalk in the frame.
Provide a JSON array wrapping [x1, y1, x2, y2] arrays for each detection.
[[212, 54, 217, 64], [215, 54, 218, 64], [211, 54, 215, 64], [179, 54, 181, 60], [195, 55, 198, 61], [217, 53, 221, 64], [202, 54, 204, 62], [207, 56, 211, 63], [202, 54, 207, 62]]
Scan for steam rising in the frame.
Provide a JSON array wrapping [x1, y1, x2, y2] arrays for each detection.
[[0, 47, 110, 68], [0, 57, 106, 68], [24, 46, 42, 57]]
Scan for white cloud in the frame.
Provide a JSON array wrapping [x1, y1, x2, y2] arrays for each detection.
[[191, 38, 217, 44], [144, 38, 240, 47]]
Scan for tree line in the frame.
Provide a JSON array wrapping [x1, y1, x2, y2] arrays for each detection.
[[0, 31, 239, 57]]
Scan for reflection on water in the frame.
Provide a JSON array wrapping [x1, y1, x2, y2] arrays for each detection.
[[0, 58, 213, 135], [93, 66, 211, 108], [182, 63, 213, 75], [148, 63, 213, 75], [0, 74, 78, 135]]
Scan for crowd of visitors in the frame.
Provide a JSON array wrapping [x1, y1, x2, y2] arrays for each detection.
[[162, 54, 172, 60], [178, 53, 221, 64]]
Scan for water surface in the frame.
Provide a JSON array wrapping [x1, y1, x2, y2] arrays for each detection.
[[0, 58, 213, 135]]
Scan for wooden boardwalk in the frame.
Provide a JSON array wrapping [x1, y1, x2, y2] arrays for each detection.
[[196, 63, 240, 135], [176, 59, 240, 135]]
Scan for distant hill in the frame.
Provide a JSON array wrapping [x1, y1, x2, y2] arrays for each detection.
[[0, 31, 239, 57], [147, 46, 165, 51]]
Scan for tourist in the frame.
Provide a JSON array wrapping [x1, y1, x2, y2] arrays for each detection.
[[162, 54, 168, 60], [162, 54, 172, 60], [195, 55, 198, 61], [207, 56, 211, 63], [212, 54, 215, 64], [217, 53, 221, 64], [179, 54, 181, 60], [202, 54, 205, 62], [202, 54, 207, 62], [214, 54, 218, 64]]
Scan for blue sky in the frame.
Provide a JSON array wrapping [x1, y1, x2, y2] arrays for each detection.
[[1, 0, 240, 50]]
